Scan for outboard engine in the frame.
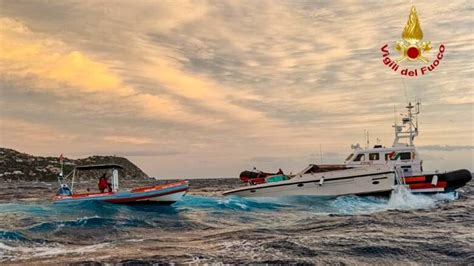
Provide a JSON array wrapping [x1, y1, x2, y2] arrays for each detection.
[[56, 184, 72, 196]]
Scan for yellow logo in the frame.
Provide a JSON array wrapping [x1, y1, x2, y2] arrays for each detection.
[[395, 6, 432, 63], [380, 6, 445, 77]]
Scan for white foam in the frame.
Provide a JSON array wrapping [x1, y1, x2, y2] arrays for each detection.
[[388, 185, 440, 210], [217, 197, 249, 210], [0, 242, 110, 261]]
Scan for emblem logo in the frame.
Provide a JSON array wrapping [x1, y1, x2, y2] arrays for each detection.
[[380, 6, 445, 77], [395, 7, 431, 63], [388, 151, 399, 160]]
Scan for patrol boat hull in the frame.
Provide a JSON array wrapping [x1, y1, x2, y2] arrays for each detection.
[[223, 166, 395, 198]]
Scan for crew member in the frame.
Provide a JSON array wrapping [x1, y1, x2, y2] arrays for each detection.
[[98, 174, 109, 193]]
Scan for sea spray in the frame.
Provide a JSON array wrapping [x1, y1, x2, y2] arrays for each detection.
[[0, 182, 468, 264], [388, 185, 437, 210]]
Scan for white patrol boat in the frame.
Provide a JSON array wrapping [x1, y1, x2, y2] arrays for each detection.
[[224, 102, 471, 197], [342, 102, 471, 194]]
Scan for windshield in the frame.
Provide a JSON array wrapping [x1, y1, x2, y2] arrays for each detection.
[[345, 154, 354, 161], [353, 154, 365, 162]]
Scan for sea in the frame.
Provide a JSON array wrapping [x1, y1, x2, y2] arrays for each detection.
[[0, 178, 472, 264]]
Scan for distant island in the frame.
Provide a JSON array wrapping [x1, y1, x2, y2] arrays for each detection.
[[0, 148, 149, 182]]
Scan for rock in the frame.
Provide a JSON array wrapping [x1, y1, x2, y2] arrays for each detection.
[[0, 148, 149, 182]]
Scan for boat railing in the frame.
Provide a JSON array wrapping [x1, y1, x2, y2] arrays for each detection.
[[57, 170, 73, 186], [394, 167, 407, 186]]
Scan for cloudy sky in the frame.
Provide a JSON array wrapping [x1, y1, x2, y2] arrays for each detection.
[[0, 0, 472, 178]]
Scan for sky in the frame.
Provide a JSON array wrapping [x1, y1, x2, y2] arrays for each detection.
[[0, 0, 472, 178]]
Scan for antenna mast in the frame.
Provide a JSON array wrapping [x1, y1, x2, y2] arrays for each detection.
[[392, 101, 421, 147], [367, 131, 370, 148], [363, 130, 366, 148], [319, 144, 323, 164]]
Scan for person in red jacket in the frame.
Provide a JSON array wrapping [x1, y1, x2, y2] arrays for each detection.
[[98, 174, 109, 193]]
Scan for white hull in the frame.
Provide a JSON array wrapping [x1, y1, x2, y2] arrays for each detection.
[[140, 190, 187, 203], [224, 166, 395, 197]]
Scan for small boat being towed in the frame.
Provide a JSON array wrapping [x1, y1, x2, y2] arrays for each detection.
[[53, 164, 188, 204]]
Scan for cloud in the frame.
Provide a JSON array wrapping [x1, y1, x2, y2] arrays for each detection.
[[103, 135, 156, 145], [0, 1, 472, 177], [418, 145, 474, 151], [90, 150, 182, 157], [0, 18, 215, 126], [144, 55, 273, 124], [0, 118, 79, 152]]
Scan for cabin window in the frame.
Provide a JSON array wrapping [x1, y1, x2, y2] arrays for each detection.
[[401, 165, 411, 172], [353, 154, 365, 162], [369, 153, 380, 161], [399, 152, 411, 160], [384, 153, 391, 161], [345, 154, 354, 161]]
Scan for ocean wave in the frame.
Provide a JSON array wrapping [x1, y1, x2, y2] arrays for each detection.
[[176, 190, 457, 216], [0, 181, 469, 264], [175, 195, 290, 211], [0, 230, 28, 242]]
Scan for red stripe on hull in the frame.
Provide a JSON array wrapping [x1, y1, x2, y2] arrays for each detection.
[[403, 176, 426, 183], [409, 181, 447, 190], [130, 181, 188, 193]]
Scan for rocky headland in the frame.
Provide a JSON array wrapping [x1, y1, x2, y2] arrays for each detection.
[[0, 148, 149, 182]]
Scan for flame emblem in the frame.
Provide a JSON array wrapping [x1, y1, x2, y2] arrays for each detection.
[[395, 6, 431, 63]]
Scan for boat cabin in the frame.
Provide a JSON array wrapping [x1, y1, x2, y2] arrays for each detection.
[[344, 145, 422, 176], [57, 164, 123, 195], [344, 102, 423, 176]]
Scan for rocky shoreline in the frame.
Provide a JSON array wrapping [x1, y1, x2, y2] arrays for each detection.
[[0, 148, 149, 182]]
